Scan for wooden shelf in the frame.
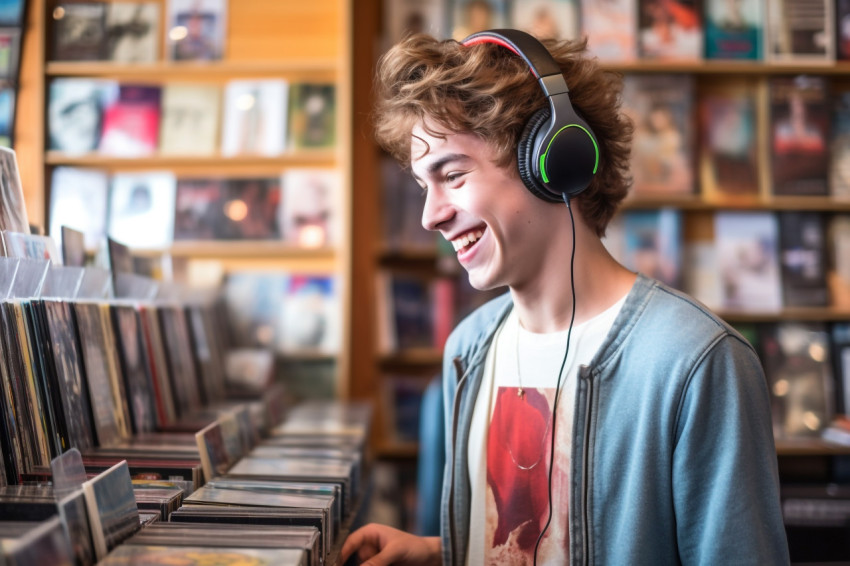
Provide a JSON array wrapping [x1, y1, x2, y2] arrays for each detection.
[[775, 437, 850, 456], [45, 59, 338, 80], [379, 349, 444, 367], [45, 151, 337, 169], [376, 440, 419, 459], [133, 241, 336, 259], [622, 195, 850, 212], [602, 60, 850, 75]]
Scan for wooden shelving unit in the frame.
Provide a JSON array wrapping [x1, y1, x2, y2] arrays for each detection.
[[15, 0, 354, 398]]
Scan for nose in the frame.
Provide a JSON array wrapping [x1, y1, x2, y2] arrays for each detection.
[[421, 186, 454, 231]]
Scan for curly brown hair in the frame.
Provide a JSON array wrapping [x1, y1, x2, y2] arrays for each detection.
[[373, 33, 633, 236]]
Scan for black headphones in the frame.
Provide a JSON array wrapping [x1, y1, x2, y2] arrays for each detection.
[[462, 29, 600, 202]]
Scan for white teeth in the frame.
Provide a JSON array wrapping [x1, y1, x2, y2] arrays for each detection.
[[451, 230, 483, 252]]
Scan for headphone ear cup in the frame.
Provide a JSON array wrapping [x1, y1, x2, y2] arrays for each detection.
[[517, 108, 561, 203]]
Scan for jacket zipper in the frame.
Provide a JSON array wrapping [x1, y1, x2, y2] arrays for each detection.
[[580, 365, 593, 566], [448, 356, 468, 566]]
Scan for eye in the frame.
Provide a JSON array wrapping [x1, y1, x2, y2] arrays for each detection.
[[446, 171, 465, 186]]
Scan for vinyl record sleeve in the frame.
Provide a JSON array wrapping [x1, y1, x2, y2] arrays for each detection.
[[98, 544, 306, 566]]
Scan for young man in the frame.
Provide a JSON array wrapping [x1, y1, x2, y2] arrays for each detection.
[[343, 31, 789, 565]]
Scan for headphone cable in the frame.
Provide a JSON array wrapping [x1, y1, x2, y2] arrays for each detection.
[[533, 194, 577, 565]]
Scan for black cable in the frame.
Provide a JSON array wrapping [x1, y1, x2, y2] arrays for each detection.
[[533, 193, 577, 565]]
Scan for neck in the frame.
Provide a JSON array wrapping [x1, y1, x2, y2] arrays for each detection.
[[510, 215, 636, 334]]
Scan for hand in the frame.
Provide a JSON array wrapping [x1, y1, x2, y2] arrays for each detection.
[[340, 523, 441, 566]]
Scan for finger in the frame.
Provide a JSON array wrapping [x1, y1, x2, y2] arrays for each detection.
[[340, 528, 368, 562]]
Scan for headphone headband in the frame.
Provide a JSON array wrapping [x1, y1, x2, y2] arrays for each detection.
[[460, 29, 600, 201]]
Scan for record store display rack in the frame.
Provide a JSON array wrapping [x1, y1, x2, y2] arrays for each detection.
[[0, 240, 371, 563]]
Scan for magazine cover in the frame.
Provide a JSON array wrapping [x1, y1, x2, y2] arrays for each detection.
[[714, 211, 783, 312], [99, 84, 161, 157], [49, 167, 109, 251], [277, 275, 339, 354], [221, 79, 288, 157], [622, 74, 695, 196], [280, 168, 339, 248], [830, 89, 850, 199], [287, 83, 335, 150], [581, 0, 637, 61], [104, 3, 159, 63], [108, 171, 176, 248], [777, 211, 829, 307], [166, 0, 227, 61], [509, 0, 579, 40], [384, 0, 448, 46], [159, 83, 221, 155], [769, 75, 830, 196], [704, 0, 762, 59], [0, 147, 28, 233], [51, 3, 106, 61], [48, 78, 111, 154], [766, 0, 834, 63], [698, 81, 760, 199], [450, 0, 508, 40], [637, 0, 702, 60]]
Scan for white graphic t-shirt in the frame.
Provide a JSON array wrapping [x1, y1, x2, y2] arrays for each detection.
[[466, 298, 625, 565]]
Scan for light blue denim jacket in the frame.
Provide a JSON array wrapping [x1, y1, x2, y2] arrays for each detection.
[[440, 274, 790, 565]]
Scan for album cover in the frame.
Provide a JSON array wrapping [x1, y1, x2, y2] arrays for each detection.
[[777, 211, 829, 307], [73, 301, 131, 447], [377, 272, 433, 353], [82, 460, 141, 560], [622, 74, 695, 196], [380, 156, 438, 251], [221, 80, 288, 157], [99, 544, 307, 565], [0, 304, 24, 484], [223, 272, 288, 350], [173, 177, 280, 241], [159, 83, 221, 155], [760, 322, 834, 438], [2, 516, 75, 566], [580, 0, 637, 61], [0, 84, 14, 148], [0, 147, 28, 233], [42, 299, 96, 452], [0, 29, 20, 79], [108, 171, 176, 249], [280, 168, 339, 248], [766, 0, 834, 63], [830, 215, 850, 309], [49, 166, 109, 252], [510, 0, 578, 40], [51, 3, 106, 61], [381, 376, 428, 443], [104, 3, 159, 63], [99, 84, 161, 157], [637, 0, 702, 60], [0, 0, 24, 26], [48, 78, 112, 154], [277, 275, 339, 355], [704, 0, 762, 59], [698, 81, 760, 199], [830, 89, 850, 199], [166, 0, 227, 61], [1, 231, 60, 263], [111, 304, 158, 434], [769, 75, 830, 195], [58, 488, 97, 566], [714, 211, 783, 312], [450, 0, 508, 40], [287, 83, 335, 150], [195, 417, 238, 480], [158, 305, 202, 418], [185, 304, 225, 405], [839, 0, 850, 60], [605, 209, 682, 289], [384, 0, 448, 45], [60, 226, 86, 267]]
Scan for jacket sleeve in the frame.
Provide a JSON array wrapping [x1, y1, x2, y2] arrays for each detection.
[[671, 333, 790, 566]]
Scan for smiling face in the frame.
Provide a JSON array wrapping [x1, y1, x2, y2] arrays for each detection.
[[411, 121, 560, 291]]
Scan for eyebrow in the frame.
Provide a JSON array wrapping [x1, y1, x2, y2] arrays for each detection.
[[411, 153, 470, 182]]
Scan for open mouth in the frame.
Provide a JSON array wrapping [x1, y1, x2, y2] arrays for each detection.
[[450, 228, 485, 254]]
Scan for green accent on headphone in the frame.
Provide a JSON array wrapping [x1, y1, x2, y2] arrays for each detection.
[[538, 124, 600, 184]]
